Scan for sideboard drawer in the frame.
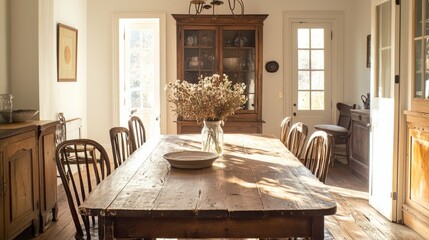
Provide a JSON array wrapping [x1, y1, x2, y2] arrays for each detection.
[[351, 110, 370, 124]]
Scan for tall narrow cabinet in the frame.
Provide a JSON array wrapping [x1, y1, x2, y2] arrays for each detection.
[[172, 14, 268, 134], [403, 1, 429, 238]]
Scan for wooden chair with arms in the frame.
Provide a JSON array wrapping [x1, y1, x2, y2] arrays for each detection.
[[128, 115, 146, 152], [280, 116, 292, 146], [56, 139, 112, 239], [285, 122, 308, 159], [56, 113, 98, 174], [56, 112, 83, 144], [302, 130, 333, 183], [56, 112, 67, 145], [109, 127, 133, 169], [314, 102, 356, 164]]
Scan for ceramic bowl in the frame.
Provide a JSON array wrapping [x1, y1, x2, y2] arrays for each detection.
[[188, 60, 203, 68], [223, 58, 240, 71], [11, 109, 39, 122]]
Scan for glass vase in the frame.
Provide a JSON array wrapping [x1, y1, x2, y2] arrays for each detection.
[[201, 120, 224, 155]]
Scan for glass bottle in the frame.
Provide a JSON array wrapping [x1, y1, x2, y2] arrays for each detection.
[[0, 94, 13, 123]]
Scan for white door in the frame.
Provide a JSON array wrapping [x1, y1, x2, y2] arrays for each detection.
[[369, 0, 400, 221], [120, 19, 161, 139], [291, 22, 333, 132]]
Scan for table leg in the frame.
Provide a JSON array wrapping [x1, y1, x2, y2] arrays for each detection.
[[104, 217, 114, 240], [311, 216, 324, 240], [330, 134, 336, 166]]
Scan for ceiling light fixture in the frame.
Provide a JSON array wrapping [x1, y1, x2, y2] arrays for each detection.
[[188, 0, 244, 15]]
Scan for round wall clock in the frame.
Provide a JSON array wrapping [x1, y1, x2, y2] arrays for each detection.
[[265, 61, 279, 73]]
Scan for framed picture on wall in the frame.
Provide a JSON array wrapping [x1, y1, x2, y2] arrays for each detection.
[[366, 34, 371, 68], [57, 23, 78, 82]]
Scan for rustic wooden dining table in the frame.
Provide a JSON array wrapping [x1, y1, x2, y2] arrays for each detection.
[[79, 134, 337, 239]]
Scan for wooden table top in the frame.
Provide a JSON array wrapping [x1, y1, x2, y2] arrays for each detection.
[[80, 134, 336, 220]]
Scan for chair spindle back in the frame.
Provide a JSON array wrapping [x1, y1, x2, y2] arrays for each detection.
[[128, 115, 146, 152], [56, 139, 111, 239], [280, 116, 292, 145], [286, 122, 308, 159], [302, 131, 333, 183], [109, 127, 133, 169]]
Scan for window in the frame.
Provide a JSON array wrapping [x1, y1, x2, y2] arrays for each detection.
[[297, 28, 326, 110]]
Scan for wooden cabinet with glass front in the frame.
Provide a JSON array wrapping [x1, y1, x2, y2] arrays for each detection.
[[403, 1, 429, 238], [172, 14, 268, 134]]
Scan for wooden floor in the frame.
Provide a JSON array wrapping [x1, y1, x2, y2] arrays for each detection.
[[16, 162, 423, 240]]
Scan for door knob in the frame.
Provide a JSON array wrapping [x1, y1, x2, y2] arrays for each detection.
[[293, 112, 296, 116]]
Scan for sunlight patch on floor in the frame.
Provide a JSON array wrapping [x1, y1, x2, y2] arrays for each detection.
[[326, 185, 368, 200]]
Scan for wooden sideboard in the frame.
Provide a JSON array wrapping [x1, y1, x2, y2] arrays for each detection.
[[0, 121, 59, 239], [349, 109, 370, 181], [403, 111, 429, 238]]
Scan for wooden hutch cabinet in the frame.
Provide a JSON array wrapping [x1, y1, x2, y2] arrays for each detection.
[[172, 14, 268, 134], [403, 0, 429, 238]]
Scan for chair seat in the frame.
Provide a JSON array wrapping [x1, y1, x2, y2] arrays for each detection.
[[314, 124, 348, 135]]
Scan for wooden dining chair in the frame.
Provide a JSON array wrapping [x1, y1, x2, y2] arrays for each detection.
[[128, 115, 146, 152], [55, 113, 98, 171], [314, 102, 356, 164], [285, 122, 308, 159], [109, 127, 133, 169], [302, 131, 333, 183], [56, 139, 112, 239], [280, 116, 292, 145]]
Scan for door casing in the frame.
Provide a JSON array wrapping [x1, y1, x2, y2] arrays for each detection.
[[112, 12, 167, 135], [283, 11, 344, 128]]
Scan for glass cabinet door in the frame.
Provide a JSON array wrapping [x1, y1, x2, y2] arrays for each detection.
[[183, 29, 217, 83], [222, 30, 256, 110], [414, 0, 429, 99]]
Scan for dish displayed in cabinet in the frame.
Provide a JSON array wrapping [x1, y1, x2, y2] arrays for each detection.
[[223, 58, 240, 71]]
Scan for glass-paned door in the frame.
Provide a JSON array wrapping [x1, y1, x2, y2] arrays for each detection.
[[122, 19, 161, 139], [369, 0, 400, 221], [291, 23, 332, 131], [414, 0, 429, 99]]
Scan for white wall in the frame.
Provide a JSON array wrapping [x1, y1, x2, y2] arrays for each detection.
[[6, 0, 86, 131], [0, 0, 8, 94], [87, 0, 371, 145], [347, 0, 371, 109], [52, 0, 87, 135], [38, 0, 54, 120], [9, 0, 39, 110]]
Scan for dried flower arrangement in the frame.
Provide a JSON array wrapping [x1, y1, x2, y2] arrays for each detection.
[[166, 74, 247, 123]]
